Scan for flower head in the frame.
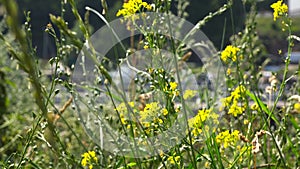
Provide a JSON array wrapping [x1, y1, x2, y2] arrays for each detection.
[[183, 89, 197, 100], [228, 100, 245, 117], [140, 102, 160, 121], [221, 85, 246, 117], [170, 82, 178, 91], [161, 108, 169, 116], [270, 0, 288, 21], [188, 109, 219, 137], [221, 45, 240, 63], [216, 130, 240, 148], [81, 151, 98, 169], [115, 102, 136, 125], [163, 81, 179, 96], [294, 102, 300, 113], [167, 153, 181, 165], [116, 0, 152, 18]]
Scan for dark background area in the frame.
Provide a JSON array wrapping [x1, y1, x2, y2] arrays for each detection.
[[14, 0, 280, 59]]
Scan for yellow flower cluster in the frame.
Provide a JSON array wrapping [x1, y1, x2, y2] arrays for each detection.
[[170, 82, 177, 91], [221, 45, 240, 63], [216, 130, 239, 148], [164, 81, 179, 97], [167, 153, 181, 165], [140, 102, 161, 122], [221, 85, 246, 117], [115, 102, 135, 125], [183, 89, 197, 100], [188, 109, 219, 136], [116, 0, 152, 17], [161, 108, 169, 116], [270, 0, 288, 21], [81, 151, 98, 169], [114, 100, 175, 134], [139, 102, 168, 133]]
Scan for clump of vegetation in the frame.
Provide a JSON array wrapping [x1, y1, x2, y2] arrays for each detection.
[[0, 0, 299, 168]]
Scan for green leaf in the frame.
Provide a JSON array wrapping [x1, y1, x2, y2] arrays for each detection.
[[246, 90, 280, 125], [127, 162, 137, 167]]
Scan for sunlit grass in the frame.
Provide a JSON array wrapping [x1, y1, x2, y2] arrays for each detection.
[[0, 0, 299, 168]]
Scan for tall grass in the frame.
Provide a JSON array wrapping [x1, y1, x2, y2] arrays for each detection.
[[0, 0, 299, 168]]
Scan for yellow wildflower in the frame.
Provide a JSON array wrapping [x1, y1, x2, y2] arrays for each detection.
[[143, 45, 149, 49], [148, 68, 154, 74], [270, 0, 288, 21], [210, 112, 220, 125], [226, 68, 231, 75], [183, 89, 197, 99], [116, 0, 152, 17], [231, 130, 240, 141], [188, 109, 219, 137], [163, 81, 179, 97], [120, 114, 127, 125], [115, 102, 136, 124], [205, 161, 210, 168], [294, 102, 300, 112], [128, 101, 135, 107], [142, 122, 151, 128], [221, 45, 240, 63], [153, 117, 164, 124], [216, 130, 230, 148], [170, 82, 178, 91], [231, 85, 246, 97], [167, 155, 181, 165], [139, 102, 160, 122], [191, 128, 202, 136], [216, 130, 240, 148], [175, 106, 181, 113], [195, 109, 210, 123], [250, 103, 259, 110], [161, 108, 168, 116], [221, 85, 246, 117], [115, 102, 135, 113], [81, 151, 98, 169], [228, 100, 245, 117]]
